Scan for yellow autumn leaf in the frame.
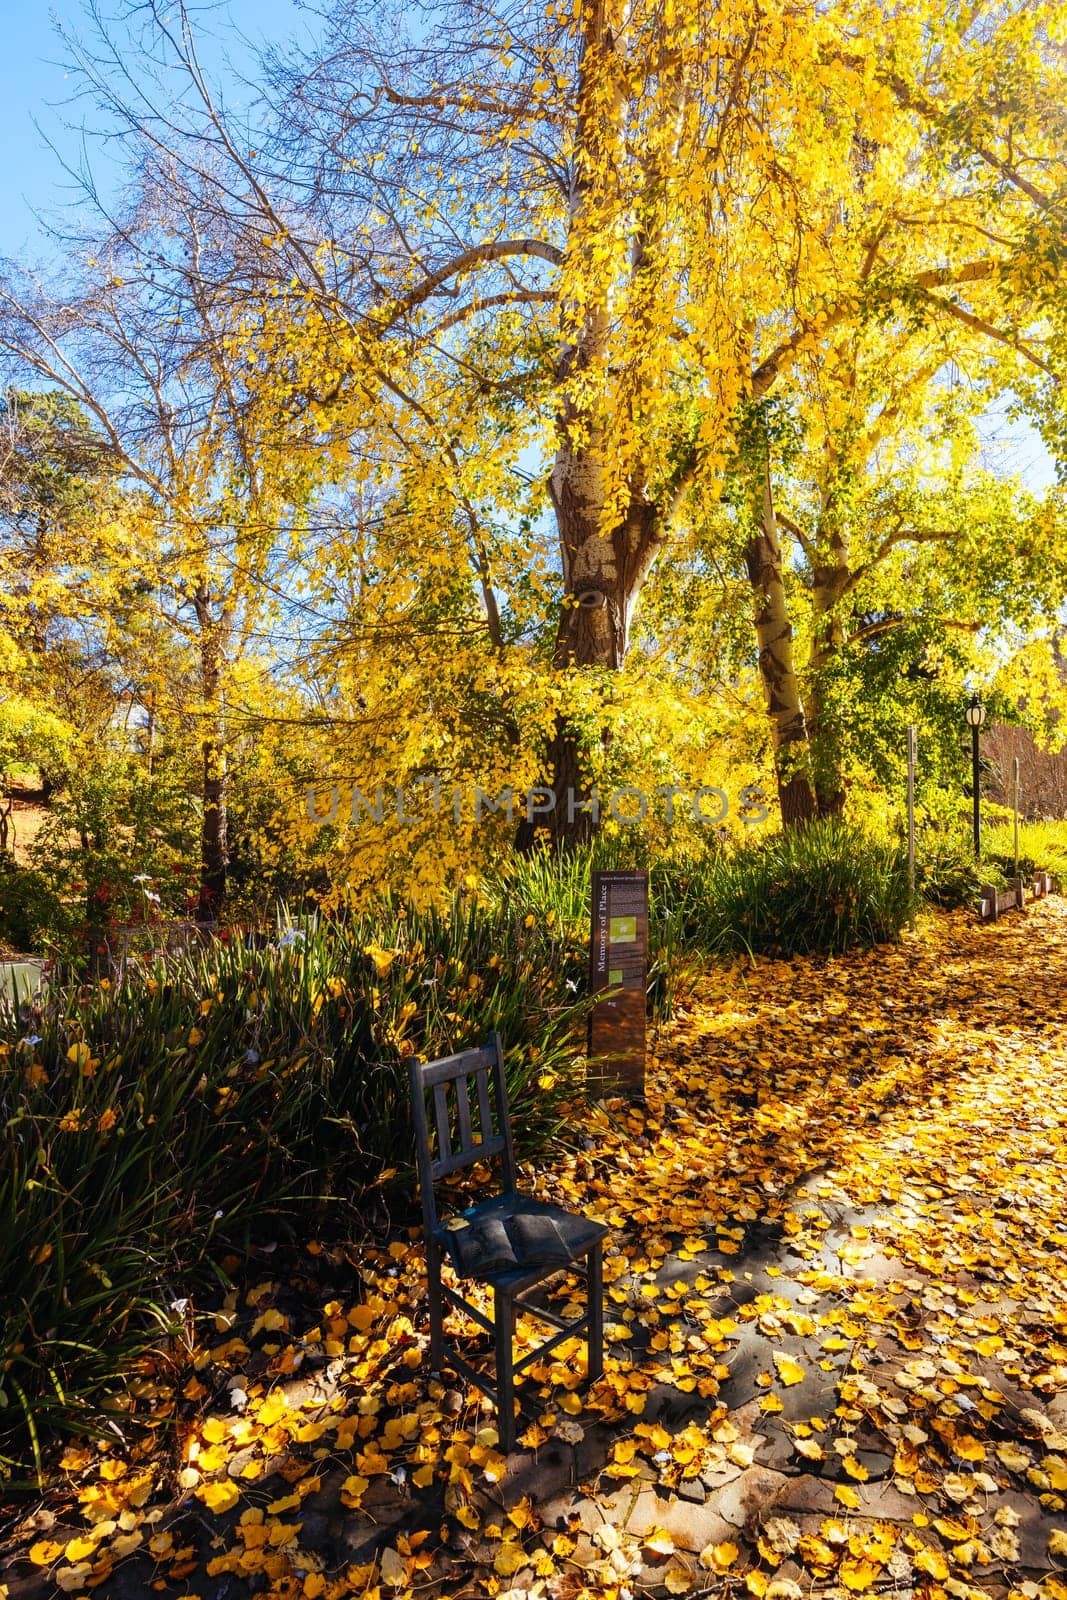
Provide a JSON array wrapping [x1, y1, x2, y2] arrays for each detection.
[[797, 1535, 836, 1569], [856, 1526, 896, 1564], [198, 1479, 240, 1513], [643, 1527, 675, 1556], [840, 1557, 881, 1591], [1050, 1530, 1067, 1558], [494, 1544, 527, 1577], [54, 1566, 93, 1594], [29, 1541, 64, 1567], [341, 1475, 369, 1506], [773, 1353, 806, 1386], [914, 1548, 950, 1580], [380, 1545, 408, 1586], [835, 1485, 862, 1509], [954, 1435, 986, 1462], [934, 1518, 975, 1543], [63, 1535, 96, 1563], [507, 1498, 535, 1530], [701, 1541, 740, 1572], [266, 1492, 301, 1514], [794, 1437, 825, 1461]]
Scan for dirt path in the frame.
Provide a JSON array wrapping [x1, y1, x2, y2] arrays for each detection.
[[6, 903, 1067, 1600]]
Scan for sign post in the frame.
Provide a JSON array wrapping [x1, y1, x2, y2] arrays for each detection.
[[1013, 755, 1021, 880], [589, 870, 648, 1100], [906, 725, 917, 923]]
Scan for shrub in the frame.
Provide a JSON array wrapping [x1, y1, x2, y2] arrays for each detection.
[[0, 900, 589, 1470], [669, 818, 916, 957], [0, 862, 61, 953], [914, 829, 996, 909]]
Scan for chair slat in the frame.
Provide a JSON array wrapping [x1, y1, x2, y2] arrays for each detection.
[[433, 1081, 452, 1165], [422, 1046, 495, 1088], [475, 1067, 494, 1147], [455, 1072, 474, 1155], [432, 1133, 507, 1178]]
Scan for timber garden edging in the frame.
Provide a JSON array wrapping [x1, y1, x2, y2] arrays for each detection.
[[979, 871, 1055, 923]]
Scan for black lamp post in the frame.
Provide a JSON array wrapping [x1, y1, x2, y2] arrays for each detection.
[[965, 695, 986, 857]]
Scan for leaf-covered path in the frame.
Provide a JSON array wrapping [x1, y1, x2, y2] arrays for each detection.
[[7, 902, 1067, 1600]]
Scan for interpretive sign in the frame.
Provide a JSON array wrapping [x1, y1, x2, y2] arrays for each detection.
[[0, 959, 43, 1009], [589, 870, 648, 1099]]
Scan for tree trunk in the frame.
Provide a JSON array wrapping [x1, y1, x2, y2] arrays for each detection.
[[744, 465, 817, 828], [515, 450, 664, 848], [194, 588, 229, 925], [807, 533, 850, 817], [515, 1, 677, 848]]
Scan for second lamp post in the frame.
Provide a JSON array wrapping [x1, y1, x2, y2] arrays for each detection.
[[965, 694, 986, 857]]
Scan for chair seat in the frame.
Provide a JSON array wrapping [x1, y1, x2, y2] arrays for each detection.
[[434, 1192, 608, 1289]]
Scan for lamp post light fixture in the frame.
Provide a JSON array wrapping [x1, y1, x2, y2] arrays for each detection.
[[965, 694, 986, 857]]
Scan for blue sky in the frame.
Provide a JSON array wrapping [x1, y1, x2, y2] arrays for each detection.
[[0, 0, 313, 258], [0, 1, 1057, 494]]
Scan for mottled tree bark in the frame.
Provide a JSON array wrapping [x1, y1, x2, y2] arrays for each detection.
[[193, 586, 231, 924], [515, 486, 665, 848], [807, 526, 851, 817], [744, 466, 817, 827]]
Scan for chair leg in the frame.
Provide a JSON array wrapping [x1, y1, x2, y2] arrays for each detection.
[[426, 1240, 445, 1371], [586, 1242, 604, 1384], [494, 1289, 516, 1454]]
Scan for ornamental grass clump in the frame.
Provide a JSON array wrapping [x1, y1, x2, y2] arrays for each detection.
[[675, 818, 916, 957]]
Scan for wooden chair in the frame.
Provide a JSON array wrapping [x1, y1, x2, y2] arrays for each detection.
[[409, 1032, 607, 1452]]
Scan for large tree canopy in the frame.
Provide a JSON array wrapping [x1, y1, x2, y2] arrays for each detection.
[[0, 0, 1063, 901]]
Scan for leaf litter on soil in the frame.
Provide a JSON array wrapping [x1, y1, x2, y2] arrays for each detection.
[[5, 902, 1067, 1600]]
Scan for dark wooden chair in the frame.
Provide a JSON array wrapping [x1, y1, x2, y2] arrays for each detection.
[[409, 1032, 607, 1452]]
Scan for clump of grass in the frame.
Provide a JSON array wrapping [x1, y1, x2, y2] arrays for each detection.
[[666, 818, 916, 957], [984, 819, 1067, 886], [914, 829, 997, 909]]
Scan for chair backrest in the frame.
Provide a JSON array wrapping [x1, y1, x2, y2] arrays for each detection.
[[409, 1032, 516, 1231]]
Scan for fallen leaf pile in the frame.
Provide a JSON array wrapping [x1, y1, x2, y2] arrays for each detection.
[[5, 901, 1067, 1600]]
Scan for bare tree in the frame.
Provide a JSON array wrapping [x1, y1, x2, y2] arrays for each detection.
[[0, 133, 316, 916]]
